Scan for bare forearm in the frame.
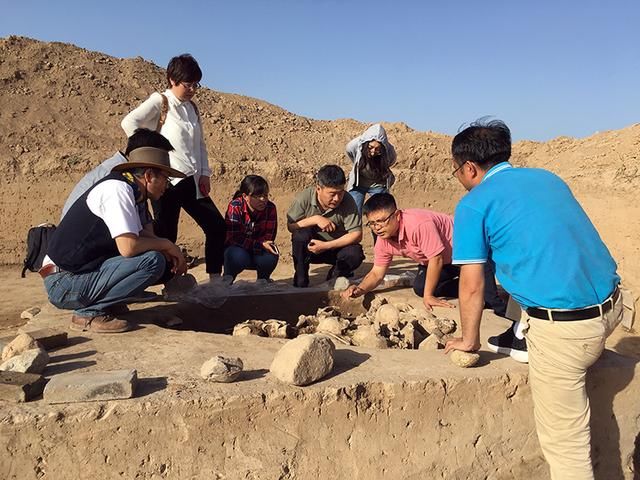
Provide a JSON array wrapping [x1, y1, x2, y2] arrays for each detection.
[[322, 231, 362, 250], [357, 267, 386, 293], [287, 215, 321, 232], [423, 254, 444, 298], [116, 234, 171, 258], [458, 264, 486, 349]]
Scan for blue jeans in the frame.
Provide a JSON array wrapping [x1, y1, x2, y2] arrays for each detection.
[[223, 245, 279, 280], [349, 185, 388, 215], [44, 251, 166, 317]]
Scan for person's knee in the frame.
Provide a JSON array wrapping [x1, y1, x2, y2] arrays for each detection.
[[337, 244, 365, 268], [142, 251, 167, 277], [292, 227, 314, 244]]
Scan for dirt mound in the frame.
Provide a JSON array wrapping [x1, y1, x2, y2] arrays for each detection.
[[1, 35, 639, 296]]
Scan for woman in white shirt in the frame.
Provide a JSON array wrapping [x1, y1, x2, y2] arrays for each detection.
[[122, 54, 226, 281]]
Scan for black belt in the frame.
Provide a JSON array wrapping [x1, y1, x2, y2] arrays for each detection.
[[526, 288, 620, 321]]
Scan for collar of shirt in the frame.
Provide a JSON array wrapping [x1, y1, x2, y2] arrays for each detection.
[[481, 162, 512, 183], [311, 192, 334, 216]]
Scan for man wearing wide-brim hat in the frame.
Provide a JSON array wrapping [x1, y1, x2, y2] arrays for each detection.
[[41, 128, 188, 333]]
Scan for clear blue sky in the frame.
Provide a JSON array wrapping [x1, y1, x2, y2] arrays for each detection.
[[2, 0, 639, 141]]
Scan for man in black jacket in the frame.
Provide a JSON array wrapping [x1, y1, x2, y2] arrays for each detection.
[[41, 129, 187, 333]]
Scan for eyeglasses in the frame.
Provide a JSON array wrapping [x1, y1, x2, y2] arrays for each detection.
[[451, 161, 467, 177], [365, 210, 397, 229], [181, 81, 201, 90]]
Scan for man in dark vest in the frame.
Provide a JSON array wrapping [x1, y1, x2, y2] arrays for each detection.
[[41, 129, 188, 333]]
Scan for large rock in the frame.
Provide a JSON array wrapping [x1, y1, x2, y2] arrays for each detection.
[[200, 356, 243, 383], [270, 335, 335, 386], [1, 333, 39, 361], [44, 369, 137, 403], [17, 327, 68, 351], [0, 348, 49, 374]]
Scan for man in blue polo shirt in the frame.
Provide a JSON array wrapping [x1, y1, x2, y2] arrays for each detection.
[[444, 119, 630, 479]]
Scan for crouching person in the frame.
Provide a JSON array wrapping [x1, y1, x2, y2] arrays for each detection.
[[223, 175, 279, 283], [287, 165, 364, 287], [41, 130, 187, 333]]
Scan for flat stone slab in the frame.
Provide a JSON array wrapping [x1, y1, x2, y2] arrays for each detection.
[[17, 327, 68, 351], [0, 371, 46, 402], [43, 369, 137, 404]]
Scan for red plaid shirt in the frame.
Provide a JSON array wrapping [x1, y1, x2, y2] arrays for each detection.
[[225, 197, 277, 254]]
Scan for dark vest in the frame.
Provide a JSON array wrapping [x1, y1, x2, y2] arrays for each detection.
[[48, 172, 142, 273]]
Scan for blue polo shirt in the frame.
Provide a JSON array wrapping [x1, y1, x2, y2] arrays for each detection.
[[452, 162, 619, 309]]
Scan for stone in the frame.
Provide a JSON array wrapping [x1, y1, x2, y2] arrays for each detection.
[[263, 319, 291, 339], [17, 328, 68, 351], [332, 276, 350, 291], [0, 371, 47, 402], [20, 307, 41, 320], [200, 356, 243, 382], [366, 295, 388, 318], [352, 314, 373, 326], [316, 306, 341, 319], [1, 333, 39, 362], [44, 369, 137, 403], [0, 348, 49, 374], [400, 322, 424, 349], [437, 317, 457, 335], [375, 304, 400, 329], [418, 334, 441, 351], [316, 316, 348, 335], [449, 350, 480, 368], [162, 273, 198, 300], [232, 320, 266, 337], [416, 317, 443, 337], [270, 335, 335, 386], [351, 325, 388, 349]]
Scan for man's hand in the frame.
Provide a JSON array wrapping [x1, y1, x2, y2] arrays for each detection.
[[341, 285, 364, 299], [423, 295, 456, 311], [161, 240, 187, 275], [315, 216, 336, 232], [307, 239, 328, 254], [198, 175, 211, 196], [444, 336, 480, 354]]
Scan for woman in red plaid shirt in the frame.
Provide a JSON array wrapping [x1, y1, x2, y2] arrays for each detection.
[[223, 175, 279, 283]]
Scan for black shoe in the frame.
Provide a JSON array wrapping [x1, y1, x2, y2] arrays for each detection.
[[487, 323, 528, 363], [293, 270, 309, 288]]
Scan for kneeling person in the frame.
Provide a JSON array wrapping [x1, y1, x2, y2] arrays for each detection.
[[287, 165, 364, 287], [342, 193, 505, 313], [42, 130, 187, 333]]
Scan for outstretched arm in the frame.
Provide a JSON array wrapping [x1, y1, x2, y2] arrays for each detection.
[[444, 263, 485, 353]]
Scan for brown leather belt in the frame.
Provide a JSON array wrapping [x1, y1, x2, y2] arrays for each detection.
[[526, 287, 620, 321], [38, 264, 61, 279]]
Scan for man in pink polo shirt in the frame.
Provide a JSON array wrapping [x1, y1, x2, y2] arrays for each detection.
[[342, 193, 505, 313]]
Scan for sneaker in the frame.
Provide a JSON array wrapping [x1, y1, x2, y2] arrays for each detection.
[[487, 324, 528, 363], [70, 314, 130, 334]]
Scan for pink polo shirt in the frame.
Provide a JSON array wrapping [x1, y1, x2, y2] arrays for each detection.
[[374, 209, 454, 267]]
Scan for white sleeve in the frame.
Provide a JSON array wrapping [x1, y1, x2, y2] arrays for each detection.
[[86, 180, 142, 238], [121, 93, 163, 137]]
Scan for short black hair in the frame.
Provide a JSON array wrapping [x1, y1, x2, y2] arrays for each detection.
[[452, 118, 511, 169], [316, 165, 346, 188], [124, 128, 174, 156], [233, 175, 269, 199], [363, 193, 397, 216], [166, 54, 202, 88]]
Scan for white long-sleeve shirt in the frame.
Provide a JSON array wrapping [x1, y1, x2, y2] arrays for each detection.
[[121, 89, 211, 198]]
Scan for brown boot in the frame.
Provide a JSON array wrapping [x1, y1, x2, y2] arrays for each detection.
[[70, 314, 130, 333]]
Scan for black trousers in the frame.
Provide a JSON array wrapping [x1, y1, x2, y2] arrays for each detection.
[[413, 259, 506, 316], [291, 228, 364, 281], [151, 176, 226, 274]]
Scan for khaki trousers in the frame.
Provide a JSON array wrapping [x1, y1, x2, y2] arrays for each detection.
[[523, 289, 633, 480]]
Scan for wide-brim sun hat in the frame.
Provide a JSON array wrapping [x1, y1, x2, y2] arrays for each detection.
[[112, 147, 186, 178]]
